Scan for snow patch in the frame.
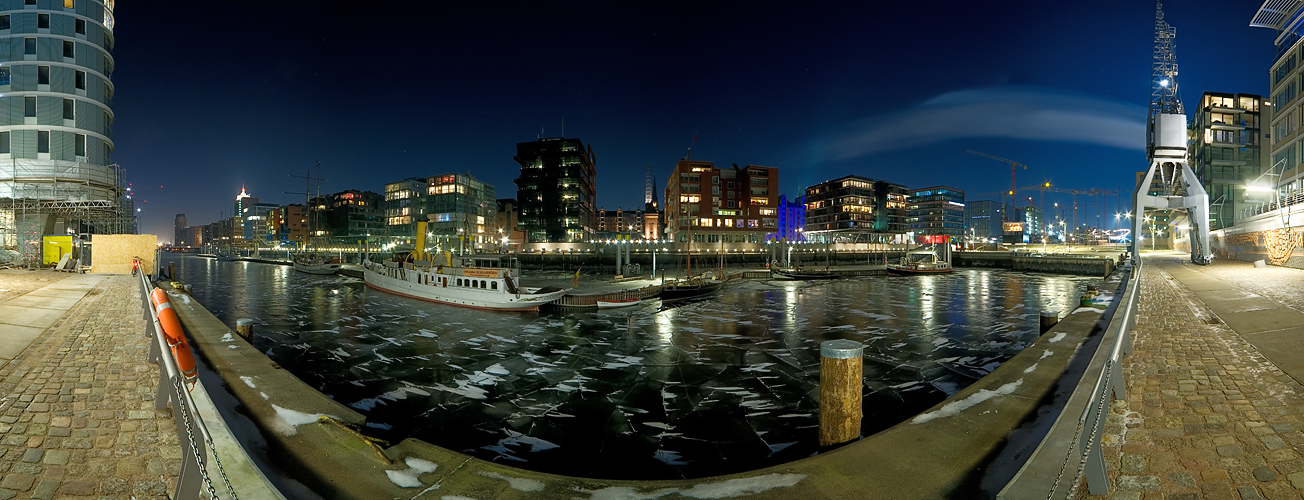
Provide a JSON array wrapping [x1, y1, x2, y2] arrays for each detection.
[[239, 376, 256, 388], [579, 473, 805, 499], [220, 332, 234, 342], [912, 379, 1024, 425], [1048, 331, 1067, 343], [1071, 307, 1103, 315], [384, 457, 440, 488], [478, 471, 544, 492], [270, 404, 328, 436]]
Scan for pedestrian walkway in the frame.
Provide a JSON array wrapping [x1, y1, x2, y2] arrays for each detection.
[[0, 270, 181, 499], [1087, 253, 1304, 499]]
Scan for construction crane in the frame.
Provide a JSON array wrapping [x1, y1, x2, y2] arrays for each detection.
[[967, 150, 1027, 223]]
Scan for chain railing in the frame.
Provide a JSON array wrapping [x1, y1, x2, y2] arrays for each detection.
[[135, 260, 239, 500], [998, 256, 1142, 499]]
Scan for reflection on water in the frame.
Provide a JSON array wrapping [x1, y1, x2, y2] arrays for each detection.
[[162, 254, 1090, 480]]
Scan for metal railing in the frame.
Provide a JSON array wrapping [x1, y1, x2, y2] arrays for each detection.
[[998, 256, 1142, 499], [134, 261, 238, 500]]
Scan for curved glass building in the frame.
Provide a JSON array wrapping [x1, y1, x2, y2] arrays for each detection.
[[0, 0, 129, 263]]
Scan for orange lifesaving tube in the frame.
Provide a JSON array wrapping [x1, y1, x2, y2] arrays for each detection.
[[151, 288, 197, 380]]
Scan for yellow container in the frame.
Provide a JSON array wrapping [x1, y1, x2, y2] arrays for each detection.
[[42, 235, 72, 265]]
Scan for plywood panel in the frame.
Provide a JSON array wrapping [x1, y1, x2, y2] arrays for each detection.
[[91, 234, 155, 274]]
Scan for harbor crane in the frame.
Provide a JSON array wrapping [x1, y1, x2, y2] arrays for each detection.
[[967, 150, 1027, 223]]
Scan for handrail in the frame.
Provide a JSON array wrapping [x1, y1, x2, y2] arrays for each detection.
[[998, 256, 1143, 499], [134, 259, 238, 500]]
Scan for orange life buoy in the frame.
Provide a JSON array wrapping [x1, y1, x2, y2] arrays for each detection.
[[151, 288, 197, 381], [169, 336, 198, 381]]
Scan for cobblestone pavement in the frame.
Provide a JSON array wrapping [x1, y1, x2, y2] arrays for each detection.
[[1085, 255, 1304, 500], [0, 272, 181, 499]]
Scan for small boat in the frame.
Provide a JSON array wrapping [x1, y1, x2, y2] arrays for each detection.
[[887, 245, 953, 276], [658, 276, 723, 301], [293, 253, 341, 275], [596, 298, 642, 308], [771, 268, 838, 280]]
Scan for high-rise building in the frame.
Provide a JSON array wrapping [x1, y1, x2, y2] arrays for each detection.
[[907, 186, 965, 244], [174, 213, 187, 246], [1187, 92, 1267, 229], [964, 200, 1005, 242], [1191, 93, 1266, 223], [234, 187, 257, 241], [422, 174, 495, 252], [383, 177, 427, 238], [513, 137, 597, 243], [321, 190, 383, 239], [802, 175, 908, 243], [1252, 6, 1304, 205], [0, 0, 128, 256], [664, 160, 779, 246], [271, 204, 307, 245], [774, 194, 806, 242]]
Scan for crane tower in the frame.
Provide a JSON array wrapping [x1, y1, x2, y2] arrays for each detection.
[[1133, 1, 1212, 264]]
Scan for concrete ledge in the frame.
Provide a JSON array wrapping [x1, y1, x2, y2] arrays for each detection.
[[163, 281, 1107, 499]]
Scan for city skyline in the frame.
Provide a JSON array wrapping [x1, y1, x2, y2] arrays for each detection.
[[111, 1, 1277, 239]]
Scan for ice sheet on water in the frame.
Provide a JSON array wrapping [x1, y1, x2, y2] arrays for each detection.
[[654, 449, 688, 465]]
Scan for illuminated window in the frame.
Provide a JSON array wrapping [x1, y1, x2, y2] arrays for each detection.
[[65, 0, 74, 7]]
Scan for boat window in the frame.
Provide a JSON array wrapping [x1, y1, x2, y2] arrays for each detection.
[[492, 282, 497, 290], [457, 278, 463, 286], [481, 280, 487, 288]]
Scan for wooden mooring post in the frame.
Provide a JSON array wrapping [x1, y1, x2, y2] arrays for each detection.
[[819, 339, 864, 447], [235, 318, 254, 341], [1040, 310, 1059, 334]]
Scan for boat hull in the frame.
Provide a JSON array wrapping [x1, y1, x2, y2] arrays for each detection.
[[659, 281, 723, 301], [771, 269, 838, 280], [886, 266, 954, 276], [596, 299, 642, 308], [362, 261, 567, 311], [294, 262, 340, 275]]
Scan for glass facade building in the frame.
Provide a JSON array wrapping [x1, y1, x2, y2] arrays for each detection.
[[907, 186, 965, 243], [0, 0, 128, 256], [1187, 92, 1266, 229], [513, 137, 597, 243]]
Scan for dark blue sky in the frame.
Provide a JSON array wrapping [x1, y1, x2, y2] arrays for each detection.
[[110, 1, 1279, 240]]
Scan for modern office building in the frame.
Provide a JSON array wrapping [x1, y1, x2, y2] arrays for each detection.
[[234, 187, 256, 242], [319, 190, 383, 239], [1187, 92, 1266, 229], [907, 186, 965, 243], [773, 194, 806, 242], [173, 213, 186, 246], [802, 175, 908, 243], [423, 174, 495, 252], [513, 137, 597, 243], [1254, 6, 1304, 206], [664, 160, 779, 245], [271, 204, 307, 245], [383, 177, 426, 238], [241, 202, 278, 245], [964, 200, 1005, 242], [0, 0, 129, 262]]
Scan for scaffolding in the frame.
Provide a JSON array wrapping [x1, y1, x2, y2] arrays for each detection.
[[0, 158, 132, 268]]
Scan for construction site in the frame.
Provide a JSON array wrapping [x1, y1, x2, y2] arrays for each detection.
[[0, 158, 135, 269]]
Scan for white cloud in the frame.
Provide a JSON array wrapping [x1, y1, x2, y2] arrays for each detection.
[[823, 86, 1147, 160]]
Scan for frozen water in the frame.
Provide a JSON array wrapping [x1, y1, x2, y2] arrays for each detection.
[[164, 254, 1093, 480]]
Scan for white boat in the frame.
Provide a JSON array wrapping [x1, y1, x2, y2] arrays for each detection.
[[363, 252, 568, 311], [293, 254, 341, 275], [596, 298, 642, 308], [887, 244, 954, 276]]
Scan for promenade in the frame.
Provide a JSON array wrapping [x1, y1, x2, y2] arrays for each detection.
[[0, 270, 180, 499], [1089, 253, 1304, 500]]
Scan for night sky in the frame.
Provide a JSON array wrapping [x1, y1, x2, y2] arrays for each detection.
[[109, 1, 1279, 241]]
